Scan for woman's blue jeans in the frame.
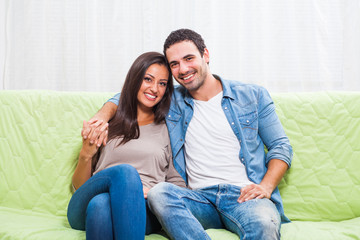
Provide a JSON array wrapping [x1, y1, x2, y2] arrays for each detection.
[[67, 164, 161, 240]]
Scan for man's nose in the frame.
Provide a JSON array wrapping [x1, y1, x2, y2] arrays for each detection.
[[179, 63, 189, 75]]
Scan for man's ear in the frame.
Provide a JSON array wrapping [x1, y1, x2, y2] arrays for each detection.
[[203, 48, 210, 64]]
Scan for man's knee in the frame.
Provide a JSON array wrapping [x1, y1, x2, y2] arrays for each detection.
[[250, 199, 280, 238], [147, 182, 177, 214], [148, 182, 171, 203]]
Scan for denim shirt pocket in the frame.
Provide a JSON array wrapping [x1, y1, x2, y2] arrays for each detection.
[[238, 111, 258, 140], [166, 109, 181, 132]]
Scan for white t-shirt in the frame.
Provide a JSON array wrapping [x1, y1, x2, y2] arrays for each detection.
[[184, 91, 253, 189]]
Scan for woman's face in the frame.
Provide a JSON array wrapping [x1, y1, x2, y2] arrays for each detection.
[[137, 63, 169, 112]]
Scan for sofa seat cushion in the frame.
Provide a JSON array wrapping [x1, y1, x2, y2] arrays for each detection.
[[281, 218, 360, 239], [0, 206, 241, 240], [0, 207, 84, 240]]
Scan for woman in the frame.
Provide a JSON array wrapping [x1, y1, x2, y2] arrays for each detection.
[[67, 52, 185, 240]]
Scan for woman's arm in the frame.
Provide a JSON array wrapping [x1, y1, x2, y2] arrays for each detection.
[[72, 120, 103, 190]]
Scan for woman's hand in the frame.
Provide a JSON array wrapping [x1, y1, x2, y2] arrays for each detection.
[[81, 102, 115, 147], [80, 120, 107, 159], [143, 187, 150, 199], [72, 120, 106, 190]]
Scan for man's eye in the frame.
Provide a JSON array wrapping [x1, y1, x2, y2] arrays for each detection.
[[186, 57, 193, 61], [170, 63, 178, 68]]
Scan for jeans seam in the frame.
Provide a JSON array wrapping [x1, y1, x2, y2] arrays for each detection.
[[168, 194, 212, 240], [217, 207, 246, 239]]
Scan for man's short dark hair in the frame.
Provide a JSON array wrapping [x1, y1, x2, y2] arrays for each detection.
[[163, 29, 207, 57]]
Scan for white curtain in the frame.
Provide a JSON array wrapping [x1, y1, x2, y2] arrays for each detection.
[[1, 0, 360, 92]]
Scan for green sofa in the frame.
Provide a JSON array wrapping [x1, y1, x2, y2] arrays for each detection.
[[0, 90, 359, 239]]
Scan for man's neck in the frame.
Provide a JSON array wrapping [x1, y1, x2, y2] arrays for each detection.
[[190, 74, 223, 101]]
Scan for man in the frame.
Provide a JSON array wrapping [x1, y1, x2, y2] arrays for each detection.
[[83, 29, 293, 240]]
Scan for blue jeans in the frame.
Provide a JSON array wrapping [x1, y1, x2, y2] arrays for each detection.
[[67, 164, 161, 240], [147, 182, 281, 240]]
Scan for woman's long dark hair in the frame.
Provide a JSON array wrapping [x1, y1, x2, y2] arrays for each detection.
[[107, 52, 173, 145]]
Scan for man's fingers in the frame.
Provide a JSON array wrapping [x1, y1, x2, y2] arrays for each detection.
[[103, 131, 108, 146], [97, 129, 108, 147], [238, 184, 269, 203], [82, 119, 102, 139], [97, 123, 109, 147], [90, 119, 103, 128], [100, 122, 109, 132], [89, 121, 104, 144], [88, 118, 98, 124]]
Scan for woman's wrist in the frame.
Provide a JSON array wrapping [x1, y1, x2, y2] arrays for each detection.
[[79, 149, 94, 162]]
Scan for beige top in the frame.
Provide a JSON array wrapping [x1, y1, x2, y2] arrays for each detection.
[[94, 122, 186, 188]]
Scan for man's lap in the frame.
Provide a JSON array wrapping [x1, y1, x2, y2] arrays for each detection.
[[149, 182, 280, 231]]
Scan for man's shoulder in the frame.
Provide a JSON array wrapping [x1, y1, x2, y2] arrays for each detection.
[[222, 78, 268, 99], [168, 85, 188, 113]]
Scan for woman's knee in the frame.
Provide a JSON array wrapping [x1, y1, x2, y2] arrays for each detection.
[[86, 193, 111, 219], [107, 164, 142, 186]]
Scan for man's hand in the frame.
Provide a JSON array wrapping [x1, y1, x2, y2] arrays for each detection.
[[237, 184, 272, 203], [81, 101, 117, 147], [81, 119, 108, 147], [237, 159, 289, 203]]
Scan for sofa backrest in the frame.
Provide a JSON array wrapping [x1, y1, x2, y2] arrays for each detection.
[[0, 90, 113, 217], [274, 92, 360, 222], [0, 91, 359, 221]]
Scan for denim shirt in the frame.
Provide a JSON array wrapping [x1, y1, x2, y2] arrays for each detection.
[[108, 75, 293, 222]]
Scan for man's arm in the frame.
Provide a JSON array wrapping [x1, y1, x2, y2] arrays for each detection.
[[238, 87, 292, 203], [82, 101, 117, 147]]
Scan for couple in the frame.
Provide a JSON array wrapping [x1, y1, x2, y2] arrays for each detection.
[[67, 29, 293, 240]]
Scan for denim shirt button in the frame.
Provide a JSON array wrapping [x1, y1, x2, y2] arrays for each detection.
[[224, 107, 228, 110], [231, 122, 234, 125], [168, 115, 171, 118], [246, 120, 249, 123]]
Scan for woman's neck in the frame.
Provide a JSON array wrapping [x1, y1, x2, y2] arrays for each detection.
[[137, 110, 155, 126]]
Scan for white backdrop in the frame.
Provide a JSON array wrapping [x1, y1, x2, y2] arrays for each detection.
[[1, 0, 360, 92]]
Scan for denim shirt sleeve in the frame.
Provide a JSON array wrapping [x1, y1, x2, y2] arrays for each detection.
[[107, 92, 121, 105], [257, 87, 293, 167]]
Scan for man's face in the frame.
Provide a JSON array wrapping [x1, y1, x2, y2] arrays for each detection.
[[166, 41, 210, 92]]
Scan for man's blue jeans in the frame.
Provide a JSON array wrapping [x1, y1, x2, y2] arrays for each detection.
[[67, 164, 161, 240], [148, 182, 281, 240]]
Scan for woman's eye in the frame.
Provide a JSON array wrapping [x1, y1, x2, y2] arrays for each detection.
[[144, 77, 152, 82], [160, 82, 167, 87]]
